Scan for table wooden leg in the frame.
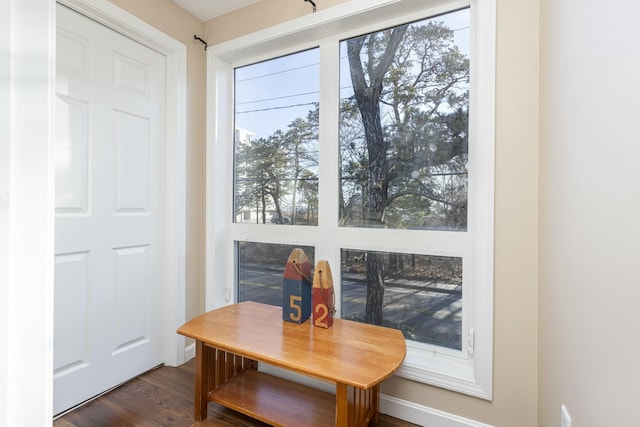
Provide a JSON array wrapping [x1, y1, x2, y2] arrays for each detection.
[[336, 383, 348, 426], [194, 340, 209, 421], [370, 384, 380, 424]]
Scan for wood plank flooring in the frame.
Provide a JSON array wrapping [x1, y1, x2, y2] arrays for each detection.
[[54, 359, 419, 427]]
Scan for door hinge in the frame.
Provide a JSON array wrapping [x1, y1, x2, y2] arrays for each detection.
[[468, 327, 475, 355]]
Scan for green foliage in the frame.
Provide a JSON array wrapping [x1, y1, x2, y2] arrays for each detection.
[[235, 105, 319, 225]]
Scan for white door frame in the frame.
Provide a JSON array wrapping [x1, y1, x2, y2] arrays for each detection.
[[57, 0, 188, 367], [2, 0, 56, 425]]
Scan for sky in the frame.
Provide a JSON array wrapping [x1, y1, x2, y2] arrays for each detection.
[[234, 48, 319, 140]]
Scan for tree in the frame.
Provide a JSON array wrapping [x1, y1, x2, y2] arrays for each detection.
[[235, 106, 319, 225], [342, 19, 469, 324], [346, 26, 408, 325], [282, 106, 319, 225], [235, 131, 290, 223]]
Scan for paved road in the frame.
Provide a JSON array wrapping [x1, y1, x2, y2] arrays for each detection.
[[238, 264, 462, 349]]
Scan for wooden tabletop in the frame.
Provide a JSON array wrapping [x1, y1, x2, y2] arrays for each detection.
[[177, 301, 406, 389]]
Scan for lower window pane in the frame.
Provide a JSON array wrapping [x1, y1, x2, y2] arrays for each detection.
[[341, 249, 462, 349], [237, 241, 315, 307]]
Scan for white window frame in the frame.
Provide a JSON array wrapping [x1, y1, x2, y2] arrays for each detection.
[[205, 0, 495, 400]]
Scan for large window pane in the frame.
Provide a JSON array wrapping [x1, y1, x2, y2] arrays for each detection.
[[341, 249, 462, 349], [339, 9, 470, 231], [234, 49, 319, 226], [237, 242, 315, 307]]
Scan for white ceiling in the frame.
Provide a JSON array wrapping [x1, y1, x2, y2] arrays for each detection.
[[171, 0, 260, 21]]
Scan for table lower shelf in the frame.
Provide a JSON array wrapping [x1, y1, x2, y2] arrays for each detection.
[[209, 368, 336, 427]]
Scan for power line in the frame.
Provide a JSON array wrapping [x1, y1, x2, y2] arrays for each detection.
[[236, 90, 319, 106], [235, 27, 468, 84], [236, 62, 319, 83], [234, 22, 471, 112], [236, 102, 318, 115], [237, 86, 356, 107]]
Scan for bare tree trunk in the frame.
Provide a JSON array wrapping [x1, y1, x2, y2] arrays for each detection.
[[347, 26, 408, 325], [365, 252, 385, 325]]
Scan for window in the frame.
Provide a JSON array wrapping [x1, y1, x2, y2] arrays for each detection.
[[237, 242, 315, 306], [337, 10, 469, 352], [234, 49, 319, 227], [207, 0, 495, 400]]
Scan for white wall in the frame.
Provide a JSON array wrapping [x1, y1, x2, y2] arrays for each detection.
[[539, 0, 640, 425], [0, 1, 10, 421]]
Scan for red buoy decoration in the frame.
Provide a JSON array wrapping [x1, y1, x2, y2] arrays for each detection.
[[312, 260, 336, 328]]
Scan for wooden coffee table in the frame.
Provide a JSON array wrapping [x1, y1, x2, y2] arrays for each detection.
[[177, 301, 406, 427]]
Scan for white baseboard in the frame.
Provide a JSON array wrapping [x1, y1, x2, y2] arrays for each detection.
[[184, 342, 195, 362], [380, 394, 494, 427]]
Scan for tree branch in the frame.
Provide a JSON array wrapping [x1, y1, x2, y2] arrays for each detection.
[[385, 189, 463, 209]]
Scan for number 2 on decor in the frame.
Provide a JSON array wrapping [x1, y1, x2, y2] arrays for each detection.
[[312, 260, 335, 328], [314, 303, 329, 327]]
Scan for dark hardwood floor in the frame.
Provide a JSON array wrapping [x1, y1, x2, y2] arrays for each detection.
[[54, 359, 419, 427]]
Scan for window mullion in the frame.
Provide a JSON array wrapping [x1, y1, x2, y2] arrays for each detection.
[[316, 38, 343, 313]]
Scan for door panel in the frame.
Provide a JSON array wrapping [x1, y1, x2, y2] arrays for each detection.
[[54, 4, 165, 414], [55, 95, 90, 214], [53, 252, 90, 373], [114, 111, 151, 212]]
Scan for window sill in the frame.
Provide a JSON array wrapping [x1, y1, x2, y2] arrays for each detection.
[[398, 341, 491, 400]]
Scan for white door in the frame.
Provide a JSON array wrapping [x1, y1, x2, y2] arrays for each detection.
[[54, 4, 166, 414]]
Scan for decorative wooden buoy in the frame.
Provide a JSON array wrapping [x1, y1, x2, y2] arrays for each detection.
[[282, 248, 312, 323], [312, 260, 336, 328]]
